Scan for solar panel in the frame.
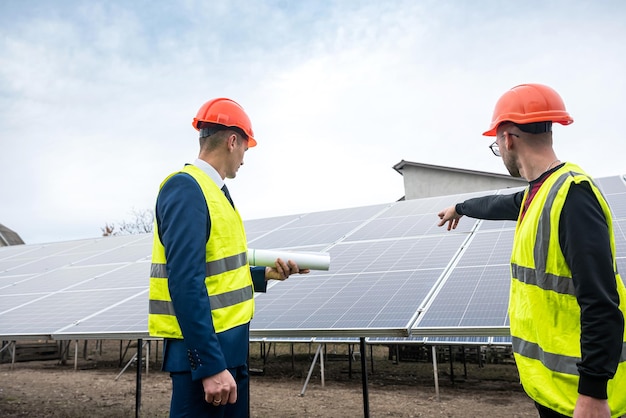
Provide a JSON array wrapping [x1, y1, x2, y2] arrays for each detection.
[[345, 192, 494, 241], [53, 290, 149, 339], [596, 174, 626, 194], [368, 336, 426, 345], [424, 336, 490, 345], [0, 236, 152, 339], [326, 235, 467, 274], [251, 233, 470, 337], [0, 265, 118, 295], [594, 175, 626, 219], [244, 214, 303, 243], [491, 336, 512, 345], [0, 174, 623, 343], [412, 228, 513, 336], [247, 204, 390, 249], [1, 287, 144, 338], [412, 175, 626, 337]]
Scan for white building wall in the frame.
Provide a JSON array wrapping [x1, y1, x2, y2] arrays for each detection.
[[400, 165, 526, 200]]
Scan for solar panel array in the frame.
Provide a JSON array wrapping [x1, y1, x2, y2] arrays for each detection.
[[0, 174, 624, 343], [411, 175, 626, 340], [0, 234, 152, 339]]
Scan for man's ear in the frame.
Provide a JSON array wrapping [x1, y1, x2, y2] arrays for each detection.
[[504, 131, 514, 151], [227, 133, 238, 151]]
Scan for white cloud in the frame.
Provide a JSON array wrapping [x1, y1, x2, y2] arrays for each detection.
[[1, 0, 625, 243]]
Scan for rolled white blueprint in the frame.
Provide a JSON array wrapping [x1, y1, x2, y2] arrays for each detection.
[[247, 248, 330, 271]]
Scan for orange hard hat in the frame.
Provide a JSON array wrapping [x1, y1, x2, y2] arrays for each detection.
[[482, 84, 574, 136], [192, 98, 257, 147]]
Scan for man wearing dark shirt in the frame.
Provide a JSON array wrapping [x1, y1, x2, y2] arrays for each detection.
[[437, 84, 626, 417]]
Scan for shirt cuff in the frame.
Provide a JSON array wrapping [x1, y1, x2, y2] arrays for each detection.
[[578, 373, 608, 399], [455, 203, 465, 216]]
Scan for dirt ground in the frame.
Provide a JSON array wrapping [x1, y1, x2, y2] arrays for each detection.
[[0, 340, 539, 417]]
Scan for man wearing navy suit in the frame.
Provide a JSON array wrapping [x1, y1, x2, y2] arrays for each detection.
[[148, 98, 308, 417]]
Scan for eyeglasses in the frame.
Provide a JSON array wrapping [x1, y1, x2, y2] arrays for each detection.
[[488, 141, 500, 157], [488, 132, 519, 157]]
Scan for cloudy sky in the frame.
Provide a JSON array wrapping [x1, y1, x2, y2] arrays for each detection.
[[1, 0, 625, 245]]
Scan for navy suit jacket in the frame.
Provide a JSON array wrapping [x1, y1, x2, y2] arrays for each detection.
[[156, 172, 267, 381]]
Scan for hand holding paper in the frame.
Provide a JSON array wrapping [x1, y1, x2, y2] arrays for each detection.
[[248, 248, 330, 271]]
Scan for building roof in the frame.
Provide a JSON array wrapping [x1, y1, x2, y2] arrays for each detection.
[[392, 160, 527, 183], [0, 223, 25, 246]]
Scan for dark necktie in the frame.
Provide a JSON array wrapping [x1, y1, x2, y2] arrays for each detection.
[[221, 184, 235, 208]]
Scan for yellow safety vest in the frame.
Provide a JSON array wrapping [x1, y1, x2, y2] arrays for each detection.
[[148, 164, 254, 338], [510, 162, 626, 417]]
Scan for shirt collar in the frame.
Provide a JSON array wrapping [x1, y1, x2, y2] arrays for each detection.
[[193, 158, 224, 189]]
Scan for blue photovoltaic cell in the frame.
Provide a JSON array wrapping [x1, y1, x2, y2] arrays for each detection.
[[0, 273, 37, 290], [244, 214, 303, 242], [54, 290, 149, 337], [613, 220, 626, 259], [606, 193, 626, 220], [346, 212, 475, 241], [247, 221, 367, 249], [0, 287, 145, 337], [376, 191, 497, 217], [414, 264, 511, 330], [247, 204, 390, 249], [326, 235, 468, 275], [596, 175, 626, 195], [413, 229, 515, 332], [368, 336, 426, 344], [68, 262, 150, 291], [72, 237, 153, 266], [491, 336, 512, 345], [284, 204, 390, 227], [0, 293, 45, 314], [453, 229, 514, 268], [0, 235, 148, 276], [0, 252, 93, 276], [0, 244, 40, 261], [587, 175, 626, 219], [617, 259, 626, 277], [346, 192, 499, 241], [0, 265, 118, 295], [472, 219, 516, 231], [424, 336, 490, 345]]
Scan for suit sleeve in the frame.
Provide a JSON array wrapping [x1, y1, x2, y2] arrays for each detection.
[[251, 266, 267, 293], [156, 173, 227, 380]]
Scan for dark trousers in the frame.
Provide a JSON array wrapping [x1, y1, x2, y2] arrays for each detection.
[[536, 401, 626, 418], [169, 364, 249, 417], [535, 402, 571, 418]]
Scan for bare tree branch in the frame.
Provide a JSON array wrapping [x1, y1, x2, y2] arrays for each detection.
[[101, 208, 154, 236]]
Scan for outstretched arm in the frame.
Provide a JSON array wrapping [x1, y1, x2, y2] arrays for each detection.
[[437, 192, 525, 231]]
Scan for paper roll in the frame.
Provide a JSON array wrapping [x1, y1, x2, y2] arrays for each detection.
[[247, 248, 330, 271]]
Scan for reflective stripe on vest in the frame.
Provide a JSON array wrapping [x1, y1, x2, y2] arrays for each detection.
[[513, 337, 626, 376], [149, 281, 253, 314], [510, 264, 575, 295], [150, 251, 248, 279], [509, 163, 626, 417]]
